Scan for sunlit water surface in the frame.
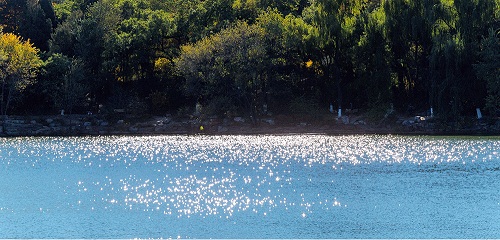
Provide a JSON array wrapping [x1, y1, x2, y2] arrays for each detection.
[[1, 135, 499, 238]]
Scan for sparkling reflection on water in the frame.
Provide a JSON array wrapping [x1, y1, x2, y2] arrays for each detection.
[[1, 135, 500, 238]]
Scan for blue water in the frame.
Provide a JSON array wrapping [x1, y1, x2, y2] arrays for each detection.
[[1, 135, 499, 238]]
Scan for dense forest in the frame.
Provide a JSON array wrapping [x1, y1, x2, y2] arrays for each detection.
[[0, 0, 499, 122]]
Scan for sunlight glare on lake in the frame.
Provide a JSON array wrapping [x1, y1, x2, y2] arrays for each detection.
[[1, 135, 500, 238]]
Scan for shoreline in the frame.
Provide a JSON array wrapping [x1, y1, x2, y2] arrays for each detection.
[[1, 113, 499, 137]]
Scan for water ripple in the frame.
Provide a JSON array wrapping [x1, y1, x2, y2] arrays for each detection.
[[1, 135, 499, 238]]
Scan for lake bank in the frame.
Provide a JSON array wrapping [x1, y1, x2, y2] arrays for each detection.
[[1, 113, 499, 137]]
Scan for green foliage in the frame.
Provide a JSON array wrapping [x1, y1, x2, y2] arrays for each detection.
[[475, 29, 500, 115], [308, 0, 368, 110], [49, 10, 82, 56], [384, 0, 436, 111], [354, 6, 392, 108], [256, 9, 317, 61], [52, 0, 84, 22], [429, 0, 498, 117], [20, 0, 54, 51], [452, 0, 496, 112], [3, 0, 499, 120], [75, 0, 121, 104], [105, 1, 175, 83], [176, 0, 236, 42], [0, 0, 55, 51], [177, 21, 268, 117], [259, 0, 309, 16], [41, 53, 88, 113]]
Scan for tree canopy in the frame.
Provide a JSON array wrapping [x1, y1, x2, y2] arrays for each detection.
[[0, 0, 498, 119], [0, 31, 43, 115]]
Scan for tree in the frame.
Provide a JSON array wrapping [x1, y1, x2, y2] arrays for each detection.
[[384, 0, 436, 112], [52, 0, 89, 23], [452, 0, 497, 114], [176, 21, 268, 119], [97, 0, 179, 113], [20, 0, 54, 51], [75, 0, 120, 106], [104, 1, 176, 84], [257, 0, 310, 16], [0, 0, 55, 52], [255, 9, 318, 111], [354, 5, 392, 110], [475, 29, 500, 116], [429, 0, 498, 117], [309, 0, 363, 112], [49, 10, 82, 57], [428, 1, 466, 117], [40, 53, 88, 114], [0, 0, 24, 34], [0, 31, 43, 116], [175, 0, 236, 43]]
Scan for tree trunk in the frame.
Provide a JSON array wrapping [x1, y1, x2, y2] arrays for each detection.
[[1, 78, 6, 116], [4, 85, 13, 116]]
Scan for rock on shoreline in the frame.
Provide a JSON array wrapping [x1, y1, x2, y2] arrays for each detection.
[[0, 114, 499, 137]]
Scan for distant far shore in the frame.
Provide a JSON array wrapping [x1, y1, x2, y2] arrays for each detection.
[[1, 113, 499, 137]]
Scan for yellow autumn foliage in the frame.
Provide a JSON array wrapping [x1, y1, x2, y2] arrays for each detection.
[[0, 31, 42, 114], [0, 32, 42, 90]]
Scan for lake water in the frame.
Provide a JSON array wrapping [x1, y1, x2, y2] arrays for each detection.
[[1, 135, 499, 238]]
